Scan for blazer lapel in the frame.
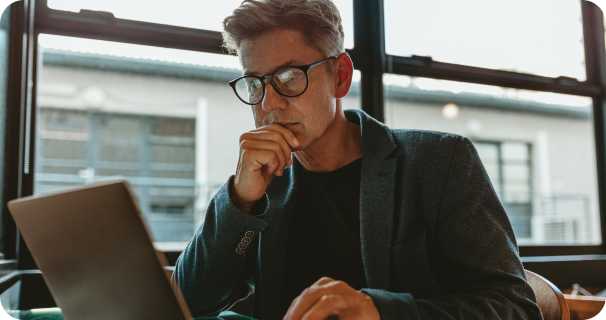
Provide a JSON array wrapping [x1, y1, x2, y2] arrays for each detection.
[[351, 110, 399, 290], [360, 157, 398, 289]]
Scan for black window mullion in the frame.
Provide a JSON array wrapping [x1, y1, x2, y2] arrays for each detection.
[[3, 0, 37, 266], [17, 0, 39, 271], [352, 0, 385, 122], [2, 0, 27, 261], [388, 54, 600, 97], [582, 0, 606, 254]]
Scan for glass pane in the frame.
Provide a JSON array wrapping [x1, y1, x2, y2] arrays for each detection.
[[36, 34, 359, 246], [474, 142, 500, 195], [345, 70, 361, 110], [384, 74, 599, 245], [385, 0, 586, 81], [0, 6, 11, 257], [47, 0, 355, 49], [36, 35, 251, 245]]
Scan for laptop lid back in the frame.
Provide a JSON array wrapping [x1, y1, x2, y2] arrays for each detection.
[[8, 181, 191, 320]]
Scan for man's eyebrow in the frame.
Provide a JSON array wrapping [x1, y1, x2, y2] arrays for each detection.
[[243, 60, 303, 76]]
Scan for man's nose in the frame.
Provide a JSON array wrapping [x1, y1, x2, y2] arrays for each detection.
[[261, 82, 287, 112]]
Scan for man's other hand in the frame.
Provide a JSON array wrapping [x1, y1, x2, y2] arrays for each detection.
[[283, 277, 380, 320], [231, 123, 299, 213]]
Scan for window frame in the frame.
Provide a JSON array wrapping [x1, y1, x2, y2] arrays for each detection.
[[2, 0, 606, 270]]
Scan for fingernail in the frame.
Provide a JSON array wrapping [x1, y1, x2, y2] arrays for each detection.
[[293, 138, 299, 147]]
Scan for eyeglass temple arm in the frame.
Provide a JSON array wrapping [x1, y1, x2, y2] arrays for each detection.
[[309, 56, 337, 69]]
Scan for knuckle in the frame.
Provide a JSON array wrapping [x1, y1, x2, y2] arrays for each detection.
[[270, 141, 282, 152], [239, 132, 251, 142], [305, 287, 319, 297], [320, 295, 333, 302]]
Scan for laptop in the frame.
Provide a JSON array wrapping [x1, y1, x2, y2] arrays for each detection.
[[7, 180, 193, 320]]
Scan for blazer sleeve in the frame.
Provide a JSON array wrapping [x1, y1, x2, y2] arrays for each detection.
[[173, 176, 268, 318], [362, 137, 543, 320]]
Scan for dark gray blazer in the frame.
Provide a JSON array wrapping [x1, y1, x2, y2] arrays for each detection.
[[174, 109, 543, 320]]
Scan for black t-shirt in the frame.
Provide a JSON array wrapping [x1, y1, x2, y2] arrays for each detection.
[[281, 158, 367, 313]]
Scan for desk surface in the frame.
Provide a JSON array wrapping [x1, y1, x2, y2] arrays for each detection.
[[10, 308, 255, 320]]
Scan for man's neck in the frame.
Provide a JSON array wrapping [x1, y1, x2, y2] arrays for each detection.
[[294, 110, 362, 172]]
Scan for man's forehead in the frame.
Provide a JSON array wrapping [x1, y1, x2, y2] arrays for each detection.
[[238, 29, 322, 75], [240, 57, 308, 76]]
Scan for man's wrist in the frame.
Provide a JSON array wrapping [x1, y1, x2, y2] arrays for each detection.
[[228, 177, 256, 213]]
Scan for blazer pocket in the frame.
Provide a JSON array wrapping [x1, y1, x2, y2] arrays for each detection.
[[391, 230, 442, 299]]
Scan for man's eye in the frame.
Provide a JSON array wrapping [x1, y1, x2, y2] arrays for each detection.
[[277, 70, 299, 83]]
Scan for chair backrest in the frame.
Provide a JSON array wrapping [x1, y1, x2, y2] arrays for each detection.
[[525, 270, 570, 320]]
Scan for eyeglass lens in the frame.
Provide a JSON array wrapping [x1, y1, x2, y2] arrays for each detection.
[[234, 67, 307, 104]]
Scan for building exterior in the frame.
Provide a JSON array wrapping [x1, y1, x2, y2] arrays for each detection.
[[35, 48, 600, 247]]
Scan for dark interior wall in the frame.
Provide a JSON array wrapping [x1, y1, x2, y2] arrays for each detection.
[[0, 2, 12, 257]]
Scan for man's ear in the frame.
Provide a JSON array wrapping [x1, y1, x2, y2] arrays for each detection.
[[334, 52, 354, 99]]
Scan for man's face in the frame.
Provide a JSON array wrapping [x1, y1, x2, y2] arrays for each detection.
[[239, 29, 337, 151]]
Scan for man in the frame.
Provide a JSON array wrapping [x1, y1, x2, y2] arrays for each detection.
[[174, 0, 543, 319]]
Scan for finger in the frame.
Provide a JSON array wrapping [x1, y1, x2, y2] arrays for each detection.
[[286, 280, 349, 320], [284, 295, 300, 320], [311, 277, 334, 288], [285, 278, 333, 320], [253, 123, 299, 149], [300, 295, 347, 320], [241, 140, 286, 175], [241, 131, 293, 167], [242, 149, 280, 175]]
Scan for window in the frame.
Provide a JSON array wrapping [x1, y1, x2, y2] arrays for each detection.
[[476, 141, 534, 241], [35, 35, 360, 245], [384, 0, 586, 81], [384, 74, 599, 245]]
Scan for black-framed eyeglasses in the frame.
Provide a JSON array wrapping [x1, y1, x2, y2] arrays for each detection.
[[229, 56, 337, 105]]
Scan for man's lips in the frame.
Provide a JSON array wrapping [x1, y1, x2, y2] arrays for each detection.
[[275, 122, 297, 129]]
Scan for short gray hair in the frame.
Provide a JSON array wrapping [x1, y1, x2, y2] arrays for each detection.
[[222, 0, 345, 57]]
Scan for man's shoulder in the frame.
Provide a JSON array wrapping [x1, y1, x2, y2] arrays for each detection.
[[388, 128, 466, 160]]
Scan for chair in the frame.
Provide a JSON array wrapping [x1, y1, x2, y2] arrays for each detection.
[[525, 270, 570, 320]]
